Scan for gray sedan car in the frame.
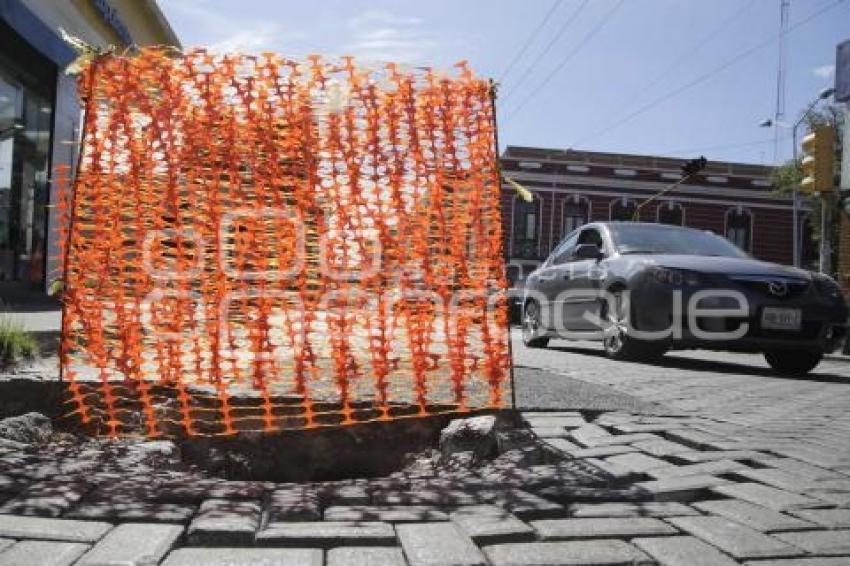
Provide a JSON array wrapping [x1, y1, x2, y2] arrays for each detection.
[[521, 222, 848, 375]]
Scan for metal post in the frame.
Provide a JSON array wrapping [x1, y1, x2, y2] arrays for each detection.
[[792, 123, 800, 267], [489, 80, 517, 411], [820, 194, 832, 274], [842, 104, 850, 193]]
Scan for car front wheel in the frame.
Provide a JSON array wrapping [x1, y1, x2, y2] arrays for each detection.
[[764, 350, 822, 376], [602, 291, 667, 362], [522, 300, 549, 348]]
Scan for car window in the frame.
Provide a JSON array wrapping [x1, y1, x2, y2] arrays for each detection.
[[550, 233, 578, 265], [577, 228, 604, 253], [609, 224, 747, 258]]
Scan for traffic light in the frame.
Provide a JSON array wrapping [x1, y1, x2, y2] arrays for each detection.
[[800, 125, 835, 195], [681, 156, 707, 177]]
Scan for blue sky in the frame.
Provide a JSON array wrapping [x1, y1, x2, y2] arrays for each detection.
[[157, 0, 848, 165]]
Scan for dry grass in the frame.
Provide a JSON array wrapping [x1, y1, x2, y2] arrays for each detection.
[[0, 312, 38, 366]]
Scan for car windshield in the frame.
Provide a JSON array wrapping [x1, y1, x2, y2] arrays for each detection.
[[610, 224, 747, 258]]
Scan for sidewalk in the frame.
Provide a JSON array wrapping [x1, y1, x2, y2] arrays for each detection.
[[0, 406, 848, 564]]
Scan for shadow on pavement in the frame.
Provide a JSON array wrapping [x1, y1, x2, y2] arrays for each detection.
[[545, 344, 850, 385]]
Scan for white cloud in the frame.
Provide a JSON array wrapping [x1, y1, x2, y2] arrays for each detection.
[[348, 10, 423, 29], [812, 64, 835, 80], [158, 0, 305, 54], [344, 9, 436, 64], [208, 23, 281, 53]]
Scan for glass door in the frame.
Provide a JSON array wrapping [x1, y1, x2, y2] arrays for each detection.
[[0, 71, 22, 282], [0, 66, 52, 284]]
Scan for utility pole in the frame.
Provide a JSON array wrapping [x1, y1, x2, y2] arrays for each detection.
[[773, 0, 790, 164], [834, 39, 850, 296], [834, 39, 849, 353]]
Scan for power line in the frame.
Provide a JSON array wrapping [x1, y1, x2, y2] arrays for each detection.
[[653, 137, 777, 157], [503, 0, 626, 122], [498, 0, 563, 83], [500, 0, 590, 104], [566, 0, 846, 150], [610, 0, 755, 117]]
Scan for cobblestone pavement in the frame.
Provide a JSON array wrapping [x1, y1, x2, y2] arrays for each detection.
[[0, 334, 848, 564]]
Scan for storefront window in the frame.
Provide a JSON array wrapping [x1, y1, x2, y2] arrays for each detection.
[[0, 52, 53, 284]]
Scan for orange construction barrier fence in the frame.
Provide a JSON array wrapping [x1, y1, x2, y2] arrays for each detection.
[[57, 47, 511, 437]]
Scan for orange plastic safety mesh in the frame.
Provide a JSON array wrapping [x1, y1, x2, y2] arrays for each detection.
[[58, 48, 511, 437]]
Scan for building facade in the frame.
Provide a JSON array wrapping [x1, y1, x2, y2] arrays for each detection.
[[501, 146, 815, 280], [0, 0, 179, 293]]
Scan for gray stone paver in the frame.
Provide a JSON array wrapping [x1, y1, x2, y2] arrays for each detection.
[[450, 505, 535, 544], [0, 514, 112, 543], [397, 522, 487, 566], [256, 521, 396, 547], [788, 508, 850, 529], [753, 459, 846, 481], [65, 501, 197, 523], [636, 474, 731, 501], [648, 459, 751, 479], [712, 483, 829, 512], [736, 468, 818, 492], [327, 547, 407, 566], [693, 499, 818, 532], [531, 517, 678, 540], [667, 516, 803, 560], [675, 451, 769, 463], [76, 523, 183, 566], [633, 535, 739, 566], [605, 452, 671, 473], [485, 488, 566, 519], [631, 438, 694, 457], [187, 498, 262, 545], [324, 505, 448, 522], [0, 539, 12, 553], [566, 445, 639, 458], [0, 541, 89, 566], [742, 559, 850, 565], [483, 539, 653, 565], [566, 502, 699, 518], [161, 547, 323, 566], [772, 530, 850, 556]]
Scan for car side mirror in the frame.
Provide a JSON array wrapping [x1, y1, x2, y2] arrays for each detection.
[[574, 243, 603, 261]]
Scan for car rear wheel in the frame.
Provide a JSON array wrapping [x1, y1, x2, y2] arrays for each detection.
[[764, 350, 822, 376], [522, 300, 549, 349], [602, 291, 667, 362]]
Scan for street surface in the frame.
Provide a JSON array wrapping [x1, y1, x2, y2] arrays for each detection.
[[512, 329, 850, 474]]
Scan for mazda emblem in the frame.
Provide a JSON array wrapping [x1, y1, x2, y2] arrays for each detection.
[[768, 280, 789, 296]]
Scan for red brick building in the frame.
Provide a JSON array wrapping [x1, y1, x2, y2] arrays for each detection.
[[500, 146, 816, 278]]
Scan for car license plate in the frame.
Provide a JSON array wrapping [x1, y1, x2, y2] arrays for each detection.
[[761, 307, 802, 331]]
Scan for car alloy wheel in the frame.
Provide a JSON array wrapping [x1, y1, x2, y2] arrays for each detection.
[[602, 291, 666, 361], [522, 301, 549, 348], [602, 293, 628, 356]]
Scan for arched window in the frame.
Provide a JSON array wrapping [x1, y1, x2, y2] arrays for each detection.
[[562, 195, 590, 238], [609, 197, 636, 221], [512, 195, 541, 258], [657, 202, 684, 225], [725, 207, 752, 251]]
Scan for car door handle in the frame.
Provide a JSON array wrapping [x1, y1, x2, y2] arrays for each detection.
[[537, 273, 555, 281], [562, 273, 571, 280]]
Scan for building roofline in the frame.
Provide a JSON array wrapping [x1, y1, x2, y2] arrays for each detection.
[[141, 0, 180, 48], [502, 145, 774, 177]]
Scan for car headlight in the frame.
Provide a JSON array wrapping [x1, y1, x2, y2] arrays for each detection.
[[650, 267, 702, 286], [813, 274, 843, 300]]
